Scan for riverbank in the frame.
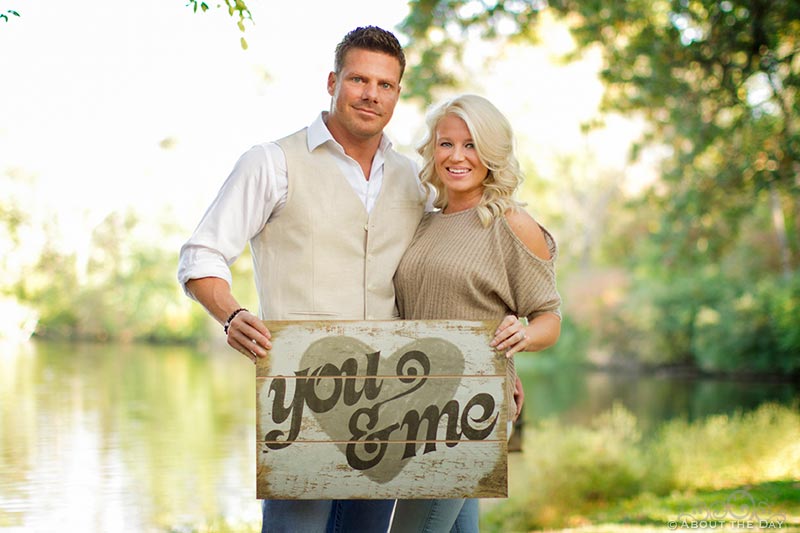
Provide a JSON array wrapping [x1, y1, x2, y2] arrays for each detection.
[[574, 481, 800, 532], [481, 403, 800, 532], [497, 481, 800, 532]]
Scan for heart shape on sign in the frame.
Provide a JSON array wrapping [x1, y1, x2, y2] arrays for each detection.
[[298, 335, 465, 484]]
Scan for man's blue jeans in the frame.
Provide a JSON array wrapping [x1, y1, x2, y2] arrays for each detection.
[[261, 499, 395, 533], [389, 498, 479, 533]]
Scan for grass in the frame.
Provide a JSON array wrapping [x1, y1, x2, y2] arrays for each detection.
[[585, 481, 800, 530], [481, 403, 800, 532]]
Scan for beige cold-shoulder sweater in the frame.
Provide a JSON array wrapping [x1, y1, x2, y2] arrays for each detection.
[[393, 207, 561, 419]]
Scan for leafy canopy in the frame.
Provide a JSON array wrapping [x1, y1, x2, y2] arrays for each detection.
[[400, 0, 800, 273]]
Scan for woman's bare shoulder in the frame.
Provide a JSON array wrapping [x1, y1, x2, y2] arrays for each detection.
[[503, 208, 552, 261]]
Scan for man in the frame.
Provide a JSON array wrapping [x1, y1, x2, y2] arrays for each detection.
[[177, 26, 426, 533]]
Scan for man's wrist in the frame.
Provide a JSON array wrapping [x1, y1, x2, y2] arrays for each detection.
[[223, 308, 248, 334]]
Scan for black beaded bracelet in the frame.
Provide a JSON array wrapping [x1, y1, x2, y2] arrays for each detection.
[[223, 307, 248, 335]]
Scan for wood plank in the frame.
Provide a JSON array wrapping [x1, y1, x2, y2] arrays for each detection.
[[256, 320, 504, 377], [257, 441, 508, 499]]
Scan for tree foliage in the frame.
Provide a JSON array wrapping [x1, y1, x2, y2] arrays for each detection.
[[401, 0, 800, 372], [0, 9, 20, 23], [401, 0, 799, 269], [186, 0, 253, 49], [2, 2, 253, 50]]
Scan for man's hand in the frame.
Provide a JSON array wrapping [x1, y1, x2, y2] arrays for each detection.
[[184, 277, 272, 364], [226, 309, 271, 363]]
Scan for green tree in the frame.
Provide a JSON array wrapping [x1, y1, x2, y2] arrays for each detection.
[[0, 9, 19, 23], [401, 0, 800, 275], [401, 0, 800, 372], [186, 0, 252, 49], [2, 2, 253, 49]]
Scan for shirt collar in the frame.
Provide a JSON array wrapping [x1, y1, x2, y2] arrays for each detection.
[[307, 112, 393, 155]]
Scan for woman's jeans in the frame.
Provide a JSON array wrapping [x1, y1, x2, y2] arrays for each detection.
[[390, 498, 479, 533]]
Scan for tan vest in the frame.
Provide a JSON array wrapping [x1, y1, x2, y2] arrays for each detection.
[[251, 129, 424, 320]]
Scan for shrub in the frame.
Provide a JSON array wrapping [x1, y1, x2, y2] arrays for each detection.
[[485, 403, 648, 530], [652, 402, 800, 490], [692, 274, 800, 373], [482, 402, 800, 532]]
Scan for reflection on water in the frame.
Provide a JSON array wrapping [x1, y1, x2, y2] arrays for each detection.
[[518, 358, 800, 433], [1, 342, 798, 532], [0, 341, 259, 532]]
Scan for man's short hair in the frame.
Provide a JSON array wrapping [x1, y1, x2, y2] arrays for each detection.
[[334, 26, 406, 81]]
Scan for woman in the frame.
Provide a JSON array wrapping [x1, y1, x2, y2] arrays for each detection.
[[391, 94, 562, 533]]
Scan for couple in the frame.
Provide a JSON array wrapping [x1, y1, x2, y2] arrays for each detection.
[[177, 25, 561, 533]]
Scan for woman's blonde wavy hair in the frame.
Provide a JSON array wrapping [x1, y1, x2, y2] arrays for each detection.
[[417, 94, 525, 226]]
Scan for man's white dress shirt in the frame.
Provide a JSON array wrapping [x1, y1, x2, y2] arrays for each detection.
[[178, 113, 427, 296]]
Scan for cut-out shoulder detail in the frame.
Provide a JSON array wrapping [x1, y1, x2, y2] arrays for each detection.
[[504, 209, 552, 260]]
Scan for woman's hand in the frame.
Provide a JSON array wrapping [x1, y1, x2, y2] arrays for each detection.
[[512, 375, 524, 422], [490, 314, 530, 357]]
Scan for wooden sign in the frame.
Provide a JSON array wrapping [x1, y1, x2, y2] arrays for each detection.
[[256, 320, 509, 500]]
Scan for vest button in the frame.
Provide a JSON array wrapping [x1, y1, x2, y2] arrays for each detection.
[[364, 224, 369, 231]]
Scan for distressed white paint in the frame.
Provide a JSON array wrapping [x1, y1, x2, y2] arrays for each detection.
[[256, 320, 509, 499]]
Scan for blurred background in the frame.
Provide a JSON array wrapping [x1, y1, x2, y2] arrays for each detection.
[[1, 1, 798, 531]]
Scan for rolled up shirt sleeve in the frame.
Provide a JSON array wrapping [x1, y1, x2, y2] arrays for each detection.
[[177, 143, 286, 300]]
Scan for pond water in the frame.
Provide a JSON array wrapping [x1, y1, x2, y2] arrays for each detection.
[[1, 341, 797, 532]]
